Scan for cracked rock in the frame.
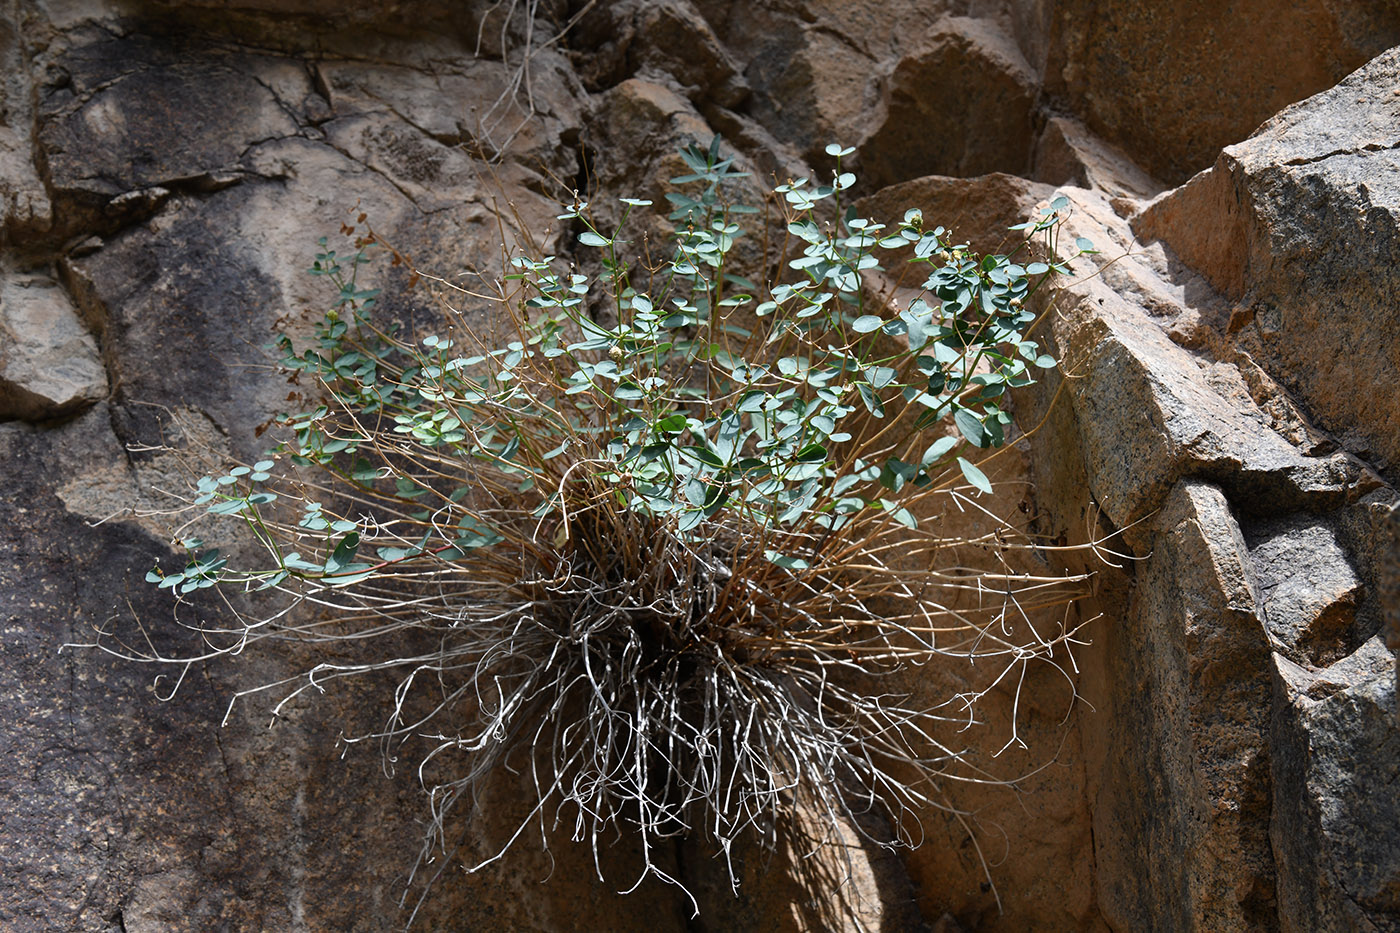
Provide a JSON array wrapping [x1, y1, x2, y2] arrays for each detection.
[[0, 274, 107, 421], [1271, 636, 1400, 931], [1135, 46, 1400, 482], [36, 42, 301, 213], [1246, 517, 1363, 667]]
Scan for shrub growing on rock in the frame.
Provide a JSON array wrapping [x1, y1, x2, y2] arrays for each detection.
[[105, 138, 1098, 918]]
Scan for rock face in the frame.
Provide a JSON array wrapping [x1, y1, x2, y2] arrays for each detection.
[[0, 274, 106, 420], [1136, 46, 1400, 482], [1039, 0, 1400, 184], [1, 0, 1397, 931]]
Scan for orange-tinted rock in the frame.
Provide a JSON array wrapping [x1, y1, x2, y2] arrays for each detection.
[[1042, 0, 1400, 184], [1136, 47, 1400, 483], [858, 17, 1038, 191]]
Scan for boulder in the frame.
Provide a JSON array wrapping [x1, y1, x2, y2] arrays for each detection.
[[858, 16, 1038, 192], [1042, 0, 1400, 184], [688, 0, 917, 165], [0, 275, 107, 421], [570, 0, 748, 108], [1271, 637, 1399, 932], [1135, 47, 1400, 482], [1246, 516, 1363, 667]]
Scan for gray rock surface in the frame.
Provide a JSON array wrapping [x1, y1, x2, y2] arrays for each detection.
[[1271, 636, 1399, 932], [1085, 480, 1276, 932], [1041, 0, 1400, 183], [1247, 517, 1363, 667], [0, 274, 106, 420]]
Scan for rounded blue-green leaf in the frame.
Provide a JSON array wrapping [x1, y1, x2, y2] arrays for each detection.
[[851, 315, 884, 333], [765, 549, 810, 570], [922, 436, 958, 466], [656, 413, 688, 433], [957, 456, 993, 495], [954, 408, 986, 447]]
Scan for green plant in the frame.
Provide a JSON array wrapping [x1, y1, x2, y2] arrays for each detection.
[[106, 138, 1097, 918]]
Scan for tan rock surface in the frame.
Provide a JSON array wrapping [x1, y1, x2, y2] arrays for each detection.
[[1136, 46, 1400, 483], [1041, 0, 1400, 184]]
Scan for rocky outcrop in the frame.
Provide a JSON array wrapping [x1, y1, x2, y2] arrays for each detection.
[[1039, 0, 1400, 184], [1120, 48, 1400, 933], [1, 0, 1397, 930], [1135, 46, 1400, 483]]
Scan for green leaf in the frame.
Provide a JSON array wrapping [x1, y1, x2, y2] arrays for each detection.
[[879, 457, 918, 492], [682, 445, 725, 469], [656, 412, 689, 433], [866, 365, 897, 388], [737, 391, 765, 413], [879, 499, 917, 529], [851, 315, 884, 333], [764, 550, 810, 570], [256, 570, 289, 591], [578, 231, 610, 247], [922, 436, 958, 466], [954, 409, 987, 447], [283, 552, 325, 573], [856, 382, 885, 417], [957, 457, 993, 495], [325, 532, 361, 574], [325, 568, 375, 587]]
